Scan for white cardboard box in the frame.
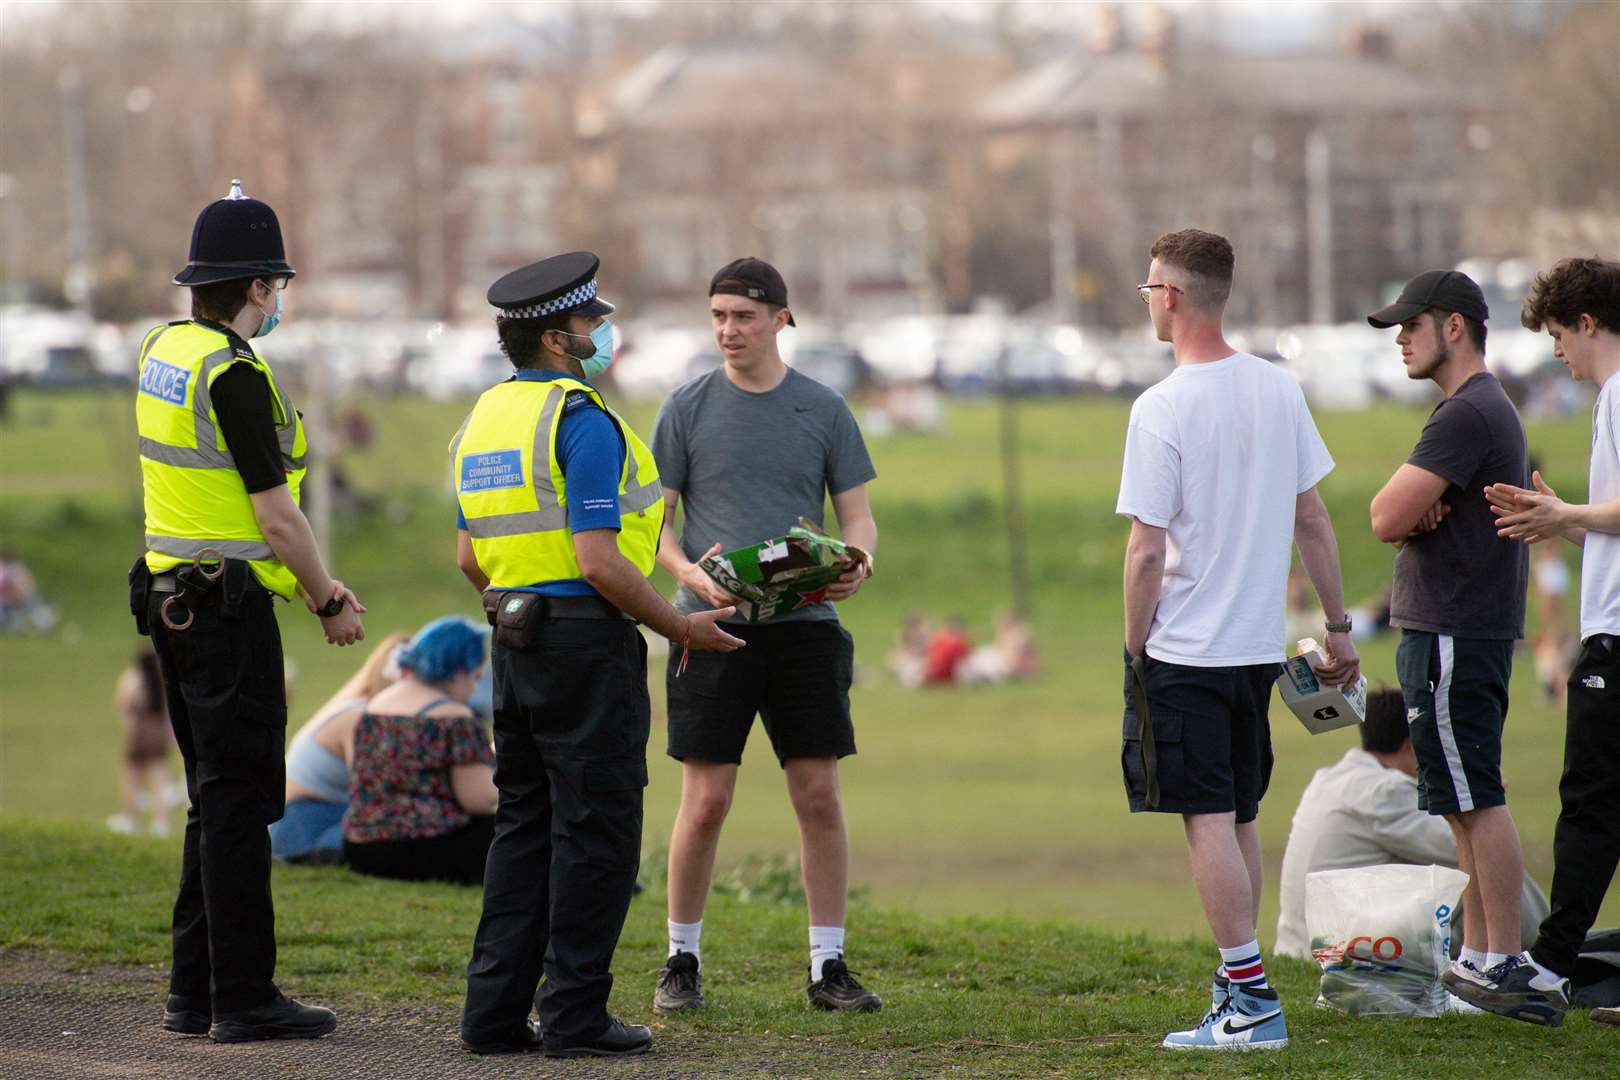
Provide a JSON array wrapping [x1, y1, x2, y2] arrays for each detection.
[[1278, 652, 1367, 733]]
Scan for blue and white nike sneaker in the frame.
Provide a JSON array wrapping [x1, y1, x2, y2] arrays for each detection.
[[1163, 985, 1288, 1051], [1204, 966, 1231, 1024]]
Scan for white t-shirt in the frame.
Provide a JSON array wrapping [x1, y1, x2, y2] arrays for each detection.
[[1581, 371, 1620, 640], [1116, 352, 1334, 666]]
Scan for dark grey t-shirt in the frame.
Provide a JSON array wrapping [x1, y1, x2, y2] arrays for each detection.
[[652, 366, 876, 623], [1390, 371, 1528, 639]]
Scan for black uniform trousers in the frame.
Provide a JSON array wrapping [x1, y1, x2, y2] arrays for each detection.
[[460, 617, 649, 1049], [146, 587, 287, 1014], [1532, 633, 1620, 977]]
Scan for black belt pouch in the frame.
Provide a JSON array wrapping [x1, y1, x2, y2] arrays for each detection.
[[129, 558, 152, 637], [493, 591, 544, 651]]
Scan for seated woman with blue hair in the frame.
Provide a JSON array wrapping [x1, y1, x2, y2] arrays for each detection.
[[343, 616, 497, 885]]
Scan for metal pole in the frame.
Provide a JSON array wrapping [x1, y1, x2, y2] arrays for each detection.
[[60, 67, 96, 315], [1306, 131, 1333, 325], [994, 344, 1030, 619]]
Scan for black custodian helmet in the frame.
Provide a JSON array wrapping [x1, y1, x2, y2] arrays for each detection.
[[172, 179, 297, 287]]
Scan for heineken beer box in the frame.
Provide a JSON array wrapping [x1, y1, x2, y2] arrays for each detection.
[[698, 517, 872, 623], [1278, 638, 1367, 734]]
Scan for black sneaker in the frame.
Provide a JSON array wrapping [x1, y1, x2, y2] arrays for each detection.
[[209, 994, 338, 1043], [543, 1018, 653, 1058], [805, 957, 882, 1012], [1446, 955, 1569, 1027], [654, 950, 704, 1013], [162, 994, 210, 1036], [461, 1018, 545, 1055]]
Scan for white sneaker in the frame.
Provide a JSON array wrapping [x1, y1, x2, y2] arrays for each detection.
[[105, 813, 138, 835], [1446, 992, 1486, 1015]]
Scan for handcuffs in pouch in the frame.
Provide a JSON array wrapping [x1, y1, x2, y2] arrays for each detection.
[[160, 547, 225, 632]]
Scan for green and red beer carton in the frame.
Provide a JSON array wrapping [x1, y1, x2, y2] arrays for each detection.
[[698, 517, 873, 623]]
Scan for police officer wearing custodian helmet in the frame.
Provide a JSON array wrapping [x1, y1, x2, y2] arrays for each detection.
[[455, 252, 743, 1057], [132, 180, 365, 1043]]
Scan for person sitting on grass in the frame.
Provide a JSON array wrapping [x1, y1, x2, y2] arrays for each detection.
[[270, 632, 408, 864], [1275, 687, 1548, 997], [343, 616, 497, 885]]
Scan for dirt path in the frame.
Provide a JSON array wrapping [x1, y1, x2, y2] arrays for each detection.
[[0, 950, 919, 1080]]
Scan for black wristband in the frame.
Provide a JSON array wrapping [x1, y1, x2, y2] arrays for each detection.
[[315, 591, 345, 618]]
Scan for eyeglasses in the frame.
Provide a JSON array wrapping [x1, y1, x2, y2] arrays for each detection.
[[257, 277, 289, 292], [1137, 283, 1182, 304]]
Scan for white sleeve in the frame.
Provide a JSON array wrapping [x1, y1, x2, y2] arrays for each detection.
[[1116, 398, 1181, 528], [1294, 388, 1335, 494]]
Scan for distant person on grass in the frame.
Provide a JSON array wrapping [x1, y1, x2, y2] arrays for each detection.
[[651, 257, 882, 1015], [270, 632, 407, 863], [1475, 257, 1620, 1028], [107, 645, 177, 837], [1274, 688, 1548, 974], [1365, 269, 1535, 1010], [1117, 228, 1360, 1051]]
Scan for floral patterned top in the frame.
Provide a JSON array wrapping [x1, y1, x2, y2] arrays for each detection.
[[344, 699, 494, 844]]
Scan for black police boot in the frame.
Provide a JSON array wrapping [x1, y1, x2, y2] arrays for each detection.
[[208, 994, 338, 1043], [806, 957, 883, 1012], [543, 1018, 653, 1058], [162, 994, 210, 1036], [654, 950, 705, 1013], [461, 1017, 545, 1055]]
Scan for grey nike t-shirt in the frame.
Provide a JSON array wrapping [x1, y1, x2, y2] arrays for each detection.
[[651, 365, 876, 623]]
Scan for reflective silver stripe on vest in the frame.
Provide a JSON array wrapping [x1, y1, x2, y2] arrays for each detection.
[[462, 505, 572, 538], [616, 426, 662, 513], [146, 535, 275, 560], [138, 436, 234, 469]]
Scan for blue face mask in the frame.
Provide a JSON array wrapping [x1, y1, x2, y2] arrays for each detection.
[[562, 320, 614, 377], [252, 287, 282, 339]]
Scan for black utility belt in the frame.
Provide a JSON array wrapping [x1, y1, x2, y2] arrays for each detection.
[[150, 568, 265, 598], [483, 589, 633, 652]]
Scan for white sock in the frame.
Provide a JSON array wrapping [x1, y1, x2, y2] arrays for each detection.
[[1460, 947, 1487, 969], [1486, 951, 1509, 969], [809, 925, 845, 980], [668, 919, 702, 963]]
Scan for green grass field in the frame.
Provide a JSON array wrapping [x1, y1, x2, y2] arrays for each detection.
[[2, 818, 1614, 1079], [2, 386, 1614, 953]]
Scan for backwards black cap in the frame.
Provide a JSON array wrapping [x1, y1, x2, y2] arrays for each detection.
[[710, 257, 796, 327]]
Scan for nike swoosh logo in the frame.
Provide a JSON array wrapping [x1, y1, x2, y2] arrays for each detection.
[[1220, 1010, 1279, 1034], [794, 407, 812, 413]]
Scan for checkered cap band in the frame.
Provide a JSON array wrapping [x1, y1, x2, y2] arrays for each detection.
[[502, 279, 597, 319]]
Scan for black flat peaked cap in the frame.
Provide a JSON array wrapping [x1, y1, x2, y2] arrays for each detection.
[[488, 251, 615, 318]]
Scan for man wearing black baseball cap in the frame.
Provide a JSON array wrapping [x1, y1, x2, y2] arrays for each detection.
[[648, 257, 883, 1015], [1368, 268, 1533, 1007]]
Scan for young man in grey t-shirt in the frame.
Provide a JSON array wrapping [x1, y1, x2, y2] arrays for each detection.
[[649, 258, 881, 1014], [1367, 269, 1533, 1007]]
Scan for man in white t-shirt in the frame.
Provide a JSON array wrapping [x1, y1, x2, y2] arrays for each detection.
[[1478, 257, 1620, 1026], [1116, 228, 1361, 1051]]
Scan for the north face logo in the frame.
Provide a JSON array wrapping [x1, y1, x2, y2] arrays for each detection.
[[1582, 675, 1607, 690]]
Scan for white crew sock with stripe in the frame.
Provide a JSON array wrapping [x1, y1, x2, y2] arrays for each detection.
[[1218, 940, 1269, 992]]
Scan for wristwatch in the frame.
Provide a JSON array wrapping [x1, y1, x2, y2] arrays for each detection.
[[315, 591, 346, 618], [1325, 615, 1353, 634]]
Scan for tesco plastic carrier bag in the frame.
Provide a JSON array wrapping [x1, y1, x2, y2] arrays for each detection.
[[1306, 864, 1469, 1017]]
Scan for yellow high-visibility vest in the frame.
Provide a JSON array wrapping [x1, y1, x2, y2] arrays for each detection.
[[136, 321, 305, 600], [451, 375, 662, 588]]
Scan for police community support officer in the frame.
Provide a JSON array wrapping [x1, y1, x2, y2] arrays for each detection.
[[455, 252, 744, 1058], [133, 181, 365, 1043]]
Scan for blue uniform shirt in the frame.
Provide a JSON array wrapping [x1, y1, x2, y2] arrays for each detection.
[[457, 369, 625, 597]]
